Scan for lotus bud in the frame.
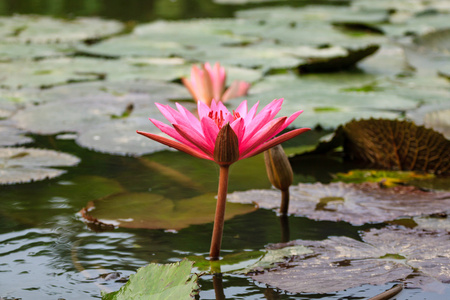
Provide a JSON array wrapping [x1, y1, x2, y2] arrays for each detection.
[[264, 144, 293, 191], [214, 123, 239, 166]]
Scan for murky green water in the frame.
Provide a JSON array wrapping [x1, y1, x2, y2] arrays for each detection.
[[1, 0, 450, 299]]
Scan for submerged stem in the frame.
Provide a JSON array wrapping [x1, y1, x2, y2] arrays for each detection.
[[280, 188, 290, 215], [209, 165, 230, 260]]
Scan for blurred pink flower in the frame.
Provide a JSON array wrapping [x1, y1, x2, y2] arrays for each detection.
[[137, 99, 309, 164], [181, 62, 250, 106]]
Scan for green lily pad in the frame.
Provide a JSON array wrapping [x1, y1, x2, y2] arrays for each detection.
[[251, 226, 450, 293], [0, 122, 33, 146], [234, 6, 387, 47], [80, 192, 257, 230], [237, 5, 389, 25], [76, 35, 201, 58], [407, 103, 450, 139], [227, 182, 450, 225], [102, 260, 199, 300], [134, 19, 257, 47], [351, 0, 450, 14], [333, 169, 435, 187], [381, 12, 450, 38], [0, 147, 80, 184], [10, 80, 193, 155], [236, 73, 416, 129], [189, 250, 265, 273], [356, 45, 412, 76], [0, 56, 204, 89], [0, 15, 124, 43], [0, 43, 66, 62]]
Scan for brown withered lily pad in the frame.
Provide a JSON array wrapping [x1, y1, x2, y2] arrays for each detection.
[[250, 227, 450, 294], [227, 182, 450, 225], [304, 118, 450, 175], [80, 192, 257, 231], [342, 119, 450, 175], [0, 147, 80, 184]]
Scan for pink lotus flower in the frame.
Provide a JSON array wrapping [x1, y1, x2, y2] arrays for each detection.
[[181, 62, 250, 106], [137, 99, 310, 164]]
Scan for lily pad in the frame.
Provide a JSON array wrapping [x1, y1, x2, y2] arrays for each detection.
[[342, 119, 450, 175], [0, 56, 202, 89], [10, 80, 193, 155], [0, 122, 33, 146], [400, 28, 450, 75], [238, 73, 416, 129], [0, 43, 66, 62], [333, 169, 434, 187], [0, 147, 80, 184], [80, 192, 257, 230], [250, 227, 450, 293], [134, 19, 257, 47], [414, 212, 450, 232], [234, 6, 387, 47], [227, 182, 450, 225], [0, 15, 124, 43], [102, 260, 199, 300], [407, 103, 450, 139]]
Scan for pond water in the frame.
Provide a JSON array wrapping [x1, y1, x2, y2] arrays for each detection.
[[1, 0, 450, 299]]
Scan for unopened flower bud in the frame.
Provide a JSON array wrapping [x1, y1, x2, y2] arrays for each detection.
[[264, 144, 293, 191], [214, 123, 239, 166]]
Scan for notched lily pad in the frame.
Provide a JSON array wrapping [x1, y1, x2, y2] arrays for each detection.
[[250, 227, 450, 293], [227, 182, 450, 225], [0, 147, 80, 184], [80, 192, 257, 231], [0, 123, 33, 146]]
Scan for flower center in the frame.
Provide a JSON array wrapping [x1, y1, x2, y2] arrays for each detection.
[[208, 110, 241, 129]]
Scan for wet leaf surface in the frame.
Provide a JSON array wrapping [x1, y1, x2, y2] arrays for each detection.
[[0, 147, 80, 184], [102, 259, 198, 300], [81, 192, 257, 230], [250, 227, 450, 293], [228, 182, 450, 225]]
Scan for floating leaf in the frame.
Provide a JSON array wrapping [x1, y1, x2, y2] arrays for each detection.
[[237, 73, 415, 129], [0, 147, 80, 184], [334, 169, 434, 187], [234, 6, 387, 47], [342, 119, 450, 175], [407, 103, 450, 139], [134, 19, 256, 47], [251, 227, 450, 293], [227, 182, 450, 225], [0, 15, 124, 43], [414, 212, 450, 232], [0, 43, 65, 61], [298, 44, 379, 73], [0, 123, 33, 146], [102, 260, 199, 300], [189, 250, 265, 273], [239, 245, 312, 274], [80, 192, 257, 230], [0, 57, 201, 89]]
